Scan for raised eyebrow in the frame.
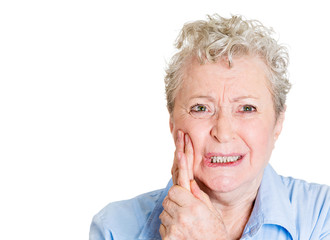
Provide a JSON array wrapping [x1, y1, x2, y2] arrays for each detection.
[[231, 95, 259, 102], [188, 95, 216, 101]]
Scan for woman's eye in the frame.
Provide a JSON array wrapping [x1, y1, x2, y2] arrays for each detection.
[[189, 104, 214, 118], [192, 104, 207, 112], [241, 105, 257, 112]]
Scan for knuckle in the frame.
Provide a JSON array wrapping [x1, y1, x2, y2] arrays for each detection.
[[168, 224, 178, 236], [168, 185, 181, 198], [177, 213, 188, 227], [162, 196, 169, 209], [159, 211, 164, 220], [159, 224, 165, 235], [168, 186, 176, 198]]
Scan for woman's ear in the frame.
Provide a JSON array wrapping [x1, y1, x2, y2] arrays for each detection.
[[169, 116, 174, 134], [274, 107, 286, 141]]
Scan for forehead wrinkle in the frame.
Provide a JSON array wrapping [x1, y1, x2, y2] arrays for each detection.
[[215, 81, 239, 107], [221, 83, 227, 105]]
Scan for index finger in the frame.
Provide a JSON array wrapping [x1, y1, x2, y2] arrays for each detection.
[[184, 133, 194, 182], [176, 151, 190, 191], [176, 133, 194, 191]]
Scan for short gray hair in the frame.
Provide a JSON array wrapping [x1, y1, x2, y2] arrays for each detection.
[[164, 14, 291, 117]]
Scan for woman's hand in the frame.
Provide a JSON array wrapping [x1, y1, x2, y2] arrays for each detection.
[[159, 131, 229, 240], [171, 130, 194, 191]]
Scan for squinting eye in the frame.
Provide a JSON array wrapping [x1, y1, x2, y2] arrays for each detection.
[[192, 105, 207, 112], [190, 104, 215, 119], [241, 105, 257, 112]]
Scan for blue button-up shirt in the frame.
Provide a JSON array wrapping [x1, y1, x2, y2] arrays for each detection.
[[90, 165, 330, 239]]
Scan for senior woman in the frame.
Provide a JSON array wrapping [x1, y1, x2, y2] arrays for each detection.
[[90, 15, 330, 240]]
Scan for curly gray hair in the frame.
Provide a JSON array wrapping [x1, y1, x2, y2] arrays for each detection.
[[165, 14, 291, 117]]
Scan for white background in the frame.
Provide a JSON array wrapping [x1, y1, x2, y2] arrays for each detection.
[[1, 0, 330, 239]]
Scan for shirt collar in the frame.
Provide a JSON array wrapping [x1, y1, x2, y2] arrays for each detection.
[[138, 164, 297, 240], [138, 179, 173, 240], [242, 164, 297, 239]]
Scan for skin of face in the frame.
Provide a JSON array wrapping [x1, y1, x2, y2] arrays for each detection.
[[169, 55, 285, 199]]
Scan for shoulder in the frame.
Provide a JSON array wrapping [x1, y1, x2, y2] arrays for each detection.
[[89, 188, 166, 240], [280, 175, 330, 207], [280, 175, 330, 238]]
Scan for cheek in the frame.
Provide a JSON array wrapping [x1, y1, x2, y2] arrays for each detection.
[[173, 118, 210, 155], [238, 119, 276, 160], [185, 121, 211, 167], [173, 116, 209, 138]]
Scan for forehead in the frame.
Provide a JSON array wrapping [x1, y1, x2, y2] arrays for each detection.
[[179, 55, 271, 100]]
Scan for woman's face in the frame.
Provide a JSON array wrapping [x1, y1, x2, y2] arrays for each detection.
[[170, 55, 284, 194]]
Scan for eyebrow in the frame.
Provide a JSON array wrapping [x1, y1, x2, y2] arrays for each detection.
[[231, 95, 259, 102], [188, 95, 259, 102], [188, 95, 216, 101]]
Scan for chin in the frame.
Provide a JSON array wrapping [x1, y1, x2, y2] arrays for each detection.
[[198, 175, 243, 194]]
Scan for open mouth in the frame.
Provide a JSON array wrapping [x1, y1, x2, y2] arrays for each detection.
[[204, 153, 245, 167], [210, 155, 242, 163]]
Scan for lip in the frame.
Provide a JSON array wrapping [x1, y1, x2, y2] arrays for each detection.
[[203, 152, 245, 168]]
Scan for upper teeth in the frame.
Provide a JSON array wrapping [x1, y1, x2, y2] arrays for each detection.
[[210, 156, 241, 163]]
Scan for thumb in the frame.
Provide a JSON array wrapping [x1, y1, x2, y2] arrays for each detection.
[[190, 180, 221, 217]]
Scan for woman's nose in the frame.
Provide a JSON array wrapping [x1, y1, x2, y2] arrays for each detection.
[[210, 114, 236, 143]]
